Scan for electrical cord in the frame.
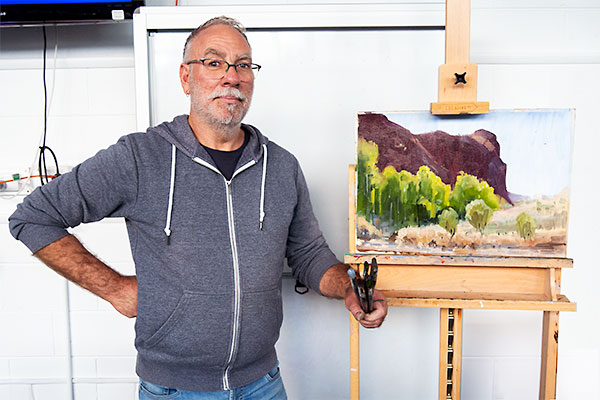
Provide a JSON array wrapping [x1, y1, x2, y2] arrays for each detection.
[[0, 175, 57, 185], [39, 24, 60, 186], [1, 26, 59, 199]]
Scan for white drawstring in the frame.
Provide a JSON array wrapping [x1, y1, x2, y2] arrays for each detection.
[[259, 143, 267, 230], [165, 142, 265, 235], [164, 144, 177, 244]]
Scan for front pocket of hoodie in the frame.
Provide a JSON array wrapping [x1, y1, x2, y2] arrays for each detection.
[[236, 287, 283, 364], [142, 291, 233, 367]]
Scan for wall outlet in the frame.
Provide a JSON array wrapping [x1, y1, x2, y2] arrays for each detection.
[[0, 169, 33, 194]]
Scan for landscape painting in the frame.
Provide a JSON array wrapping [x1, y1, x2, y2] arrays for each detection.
[[355, 109, 574, 258]]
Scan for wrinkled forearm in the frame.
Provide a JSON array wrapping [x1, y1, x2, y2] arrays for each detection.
[[319, 263, 352, 299]]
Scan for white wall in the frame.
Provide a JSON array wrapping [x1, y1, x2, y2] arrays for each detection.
[[1, 2, 599, 400]]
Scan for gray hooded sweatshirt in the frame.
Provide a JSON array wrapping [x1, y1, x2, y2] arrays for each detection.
[[8, 115, 339, 392]]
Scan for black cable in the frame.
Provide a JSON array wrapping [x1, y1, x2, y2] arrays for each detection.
[[39, 24, 60, 186]]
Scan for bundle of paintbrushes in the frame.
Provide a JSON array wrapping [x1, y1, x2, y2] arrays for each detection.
[[347, 257, 378, 313]]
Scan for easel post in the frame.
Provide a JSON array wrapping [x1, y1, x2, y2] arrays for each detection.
[[350, 314, 360, 400], [540, 311, 560, 399], [444, 0, 470, 64], [431, 0, 489, 115], [348, 163, 360, 400], [348, 165, 357, 254], [439, 309, 463, 400]]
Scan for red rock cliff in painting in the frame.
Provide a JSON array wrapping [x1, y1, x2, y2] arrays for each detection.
[[358, 113, 511, 203]]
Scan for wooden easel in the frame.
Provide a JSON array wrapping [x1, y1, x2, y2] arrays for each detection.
[[347, 165, 575, 400], [347, 3, 574, 398]]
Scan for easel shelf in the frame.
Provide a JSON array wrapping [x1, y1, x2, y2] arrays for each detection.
[[345, 254, 571, 303]]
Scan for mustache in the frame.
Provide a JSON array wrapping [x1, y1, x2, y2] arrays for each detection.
[[209, 88, 248, 102]]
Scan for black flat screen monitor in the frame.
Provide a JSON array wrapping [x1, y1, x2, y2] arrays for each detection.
[[0, 0, 144, 25]]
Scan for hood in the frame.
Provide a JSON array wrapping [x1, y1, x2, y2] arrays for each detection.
[[148, 115, 271, 244], [151, 114, 268, 167]]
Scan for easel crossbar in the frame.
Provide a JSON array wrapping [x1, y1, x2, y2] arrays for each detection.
[[385, 295, 575, 312]]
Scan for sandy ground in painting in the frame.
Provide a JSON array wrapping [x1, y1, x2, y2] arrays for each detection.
[[356, 191, 569, 257]]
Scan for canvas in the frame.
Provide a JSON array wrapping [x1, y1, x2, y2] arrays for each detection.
[[355, 109, 574, 258]]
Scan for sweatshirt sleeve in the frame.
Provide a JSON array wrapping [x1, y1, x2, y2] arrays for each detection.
[[285, 160, 340, 295], [8, 136, 139, 254]]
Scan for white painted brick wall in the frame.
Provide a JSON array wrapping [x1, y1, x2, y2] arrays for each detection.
[[32, 383, 70, 400], [71, 358, 97, 379], [0, 264, 63, 312], [462, 358, 494, 399], [73, 383, 98, 400], [462, 310, 542, 357], [98, 383, 138, 400], [51, 311, 71, 357], [9, 358, 68, 379], [556, 351, 600, 399], [70, 312, 136, 357], [0, 230, 39, 264], [0, 384, 32, 400], [87, 69, 136, 116], [68, 283, 101, 312], [96, 357, 137, 378], [0, 361, 8, 378], [0, 313, 55, 357], [494, 358, 541, 400], [71, 221, 135, 267], [0, 385, 8, 400]]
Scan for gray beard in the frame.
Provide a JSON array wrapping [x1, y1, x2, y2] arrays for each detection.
[[190, 94, 250, 137]]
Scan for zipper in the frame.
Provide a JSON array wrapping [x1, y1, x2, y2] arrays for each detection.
[[193, 157, 255, 390], [222, 179, 239, 390]]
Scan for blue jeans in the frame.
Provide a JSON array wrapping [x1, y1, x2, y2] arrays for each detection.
[[138, 365, 287, 400]]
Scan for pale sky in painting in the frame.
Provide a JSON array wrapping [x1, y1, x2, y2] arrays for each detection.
[[383, 109, 574, 198]]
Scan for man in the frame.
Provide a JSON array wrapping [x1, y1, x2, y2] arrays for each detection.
[[9, 16, 387, 399]]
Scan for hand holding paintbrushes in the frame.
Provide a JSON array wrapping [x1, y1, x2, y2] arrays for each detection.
[[347, 257, 378, 313]]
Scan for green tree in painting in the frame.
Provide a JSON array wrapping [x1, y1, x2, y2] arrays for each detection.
[[397, 169, 420, 227], [378, 166, 402, 228], [416, 166, 451, 222], [378, 166, 436, 229], [438, 208, 459, 237], [449, 172, 500, 218], [356, 138, 382, 220], [516, 212, 536, 240], [465, 199, 494, 234]]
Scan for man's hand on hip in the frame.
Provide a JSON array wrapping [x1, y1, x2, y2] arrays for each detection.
[[35, 234, 138, 318], [109, 275, 138, 318]]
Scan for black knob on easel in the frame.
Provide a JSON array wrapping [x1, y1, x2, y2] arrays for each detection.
[[454, 72, 467, 84]]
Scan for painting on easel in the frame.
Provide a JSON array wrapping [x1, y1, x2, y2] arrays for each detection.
[[355, 109, 574, 258]]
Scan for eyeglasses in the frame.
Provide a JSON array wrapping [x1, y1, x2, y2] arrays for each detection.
[[186, 58, 261, 81]]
